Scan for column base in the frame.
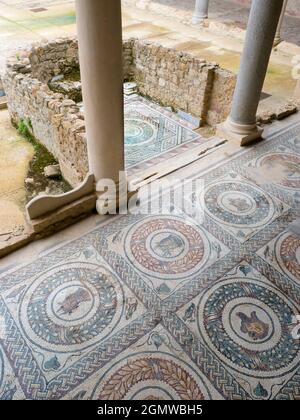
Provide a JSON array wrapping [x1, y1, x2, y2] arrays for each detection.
[[216, 118, 263, 146], [192, 14, 208, 24]]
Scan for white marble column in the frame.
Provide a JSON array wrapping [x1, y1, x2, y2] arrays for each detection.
[[75, 0, 125, 208], [217, 0, 284, 146], [192, 0, 209, 24], [274, 0, 288, 46]]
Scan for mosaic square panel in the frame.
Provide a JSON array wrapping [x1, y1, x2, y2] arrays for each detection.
[[176, 262, 300, 400], [185, 172, 290, 244], [104, 212, 229, 298], [63, 325, 223, 400], [0, 120, 299, 399], [0, 245, 147, 387]]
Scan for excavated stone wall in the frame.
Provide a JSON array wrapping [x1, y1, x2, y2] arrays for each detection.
[[3, 37, 236, 186]]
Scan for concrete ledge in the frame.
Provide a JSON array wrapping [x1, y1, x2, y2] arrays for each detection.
[[30, 192, 97, 234], [128, 137, 226, 190], [26, 173, 95, 220], [0, 192, 96, 258], [0, 230, 34, 259]]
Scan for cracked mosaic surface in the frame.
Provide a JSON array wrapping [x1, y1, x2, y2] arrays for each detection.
[[0, 121, 300, 400]]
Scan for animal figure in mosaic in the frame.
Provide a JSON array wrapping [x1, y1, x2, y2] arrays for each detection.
[[44, 355, 61, 372], [154, 234, 184, 258], [125, 298, 138, 320], [228, 197, 251, 212], [263, 158, 300, 181], [264, 245, 271, 260], [148, 332, 164, 350], [237, 311, 269, 341], [183, 303, 196, 323], [238, 265, 252, 277], [58, 287, 91, 315], [212, 242, 222, 259]]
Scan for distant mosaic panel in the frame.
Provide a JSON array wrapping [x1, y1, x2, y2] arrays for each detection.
[[124, 98, 200, 169]]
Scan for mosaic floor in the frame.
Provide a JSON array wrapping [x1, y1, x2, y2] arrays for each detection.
[[0, 121, 300, 400], [79, 96, 204, 174], [124, 96, 203, 173]]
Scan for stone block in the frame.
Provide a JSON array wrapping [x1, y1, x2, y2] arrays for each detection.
[[44, 164, 62, 179]]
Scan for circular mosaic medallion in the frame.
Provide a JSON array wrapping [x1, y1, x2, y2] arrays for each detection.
[[275, 232, 300, 283], [125, 118, 155, 146], [197, 278, 300, 378], [91, 352, 211, 400], [255, 152, 300, 189], [125, 216, 209, 280], [204, 181, 274, 227], [19, 262, 124, 353]]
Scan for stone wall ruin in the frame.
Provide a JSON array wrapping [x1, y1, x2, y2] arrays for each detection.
[[3, 37, 236, 186]]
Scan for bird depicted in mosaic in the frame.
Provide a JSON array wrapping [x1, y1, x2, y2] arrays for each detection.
[[183, 303, 196, 323], [125, 298, 138, 320], [238, 265, 252, 277], [212, 242, 222, 259]]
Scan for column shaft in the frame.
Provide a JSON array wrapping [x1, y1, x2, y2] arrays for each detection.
[[192, 0, 209, 24], [217, 0, 284, 145], [75, 0, 124, 184], [274, 0, 288, 45]]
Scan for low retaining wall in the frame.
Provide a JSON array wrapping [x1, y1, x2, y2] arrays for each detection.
[[3, 38, 87, 187], [126, 39, 236, 125], [3, 37, 236, 186]]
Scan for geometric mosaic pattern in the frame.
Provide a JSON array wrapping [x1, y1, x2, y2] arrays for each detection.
[[194, 173, 289, 243], [124, 96, 202, 172], [0, 120, 299, 399]]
